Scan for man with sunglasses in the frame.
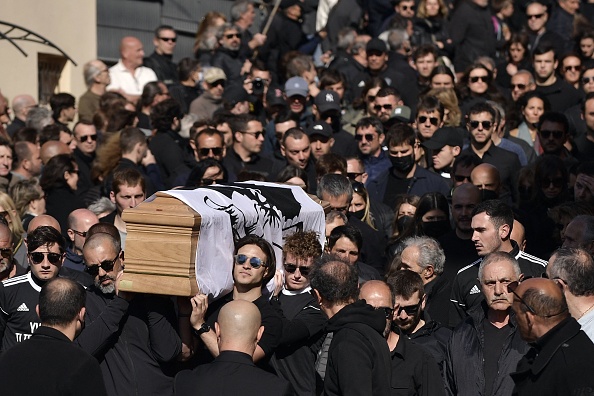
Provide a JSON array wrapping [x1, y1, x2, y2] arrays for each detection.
[[0, 226, 64, 353], [360, 279, 445, 395], [212, 23, 249, 87], [415, 96, 444, 140], [510, 70, 536, 102], [525, 1, 564, 56], [537, 112, 578, 169], [143, 25, 178, 86], [72, 121, 98, 201], [63, 209, 99, 274], [77, 231, 182, 395], [269, 231, 326, 395], [355, 117, 390, 187], [447, 252, 530, 396], [189, 67, 226, 120], [422, 126, 463, 184], [463, 102, 521, 204], [510, 277, 594, 395]]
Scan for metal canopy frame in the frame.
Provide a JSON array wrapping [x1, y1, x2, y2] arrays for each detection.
[[0, 20, 77, 66]]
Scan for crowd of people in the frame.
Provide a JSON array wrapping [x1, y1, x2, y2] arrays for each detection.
[[1, 0, 594, 394]]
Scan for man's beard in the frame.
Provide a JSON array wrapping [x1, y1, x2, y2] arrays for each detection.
[[0, 258, 11, 274], [95, 275, 116, 294]]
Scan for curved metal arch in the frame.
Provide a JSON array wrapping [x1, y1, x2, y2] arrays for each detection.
[[0, 20, 77, 66]]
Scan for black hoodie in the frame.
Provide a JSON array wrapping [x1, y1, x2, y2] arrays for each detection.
[[323, 300, 392, 396]]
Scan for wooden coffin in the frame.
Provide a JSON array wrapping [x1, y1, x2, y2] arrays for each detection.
[[119, 189, 329, 296]]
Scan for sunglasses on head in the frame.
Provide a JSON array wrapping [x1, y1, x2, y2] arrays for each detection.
[[85, 251, 121, 277], [0, 247, 13, 260], [469, 120, 493, 130], [418, 116, 439, 126], [79, 134, 97, 143], [376, 306, 395, 319], [373, 104, 393, 111], [159, 37, 177, 42], [396, 302, 421, 316], [284, 263, 311, 276], [234, 254, 267, 269], [469, 75, 490, 83], [355, 133, 375, 141], [29, 252, 63, 265], [198, 147, 224, 157], [539, 129, 565, 139], [511, 83, 527, 90]]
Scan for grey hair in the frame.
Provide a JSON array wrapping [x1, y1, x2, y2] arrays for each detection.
[[549, 247, 594, 297], [215, 23, 238, 41], [230, 0, 252, 22], [402, 236, 445, 274], [87, 197, 116, 217], [478, 251, 521, 282], [325, 210, 348, 225], [83, 60, 103, 88], [570, 215, 594, 243], [25, 107, 53, 133], [387, 29, 408, 51], [317, 174, 353, 203], [515, 69, 535, 85], [337, 27, 357, 51]]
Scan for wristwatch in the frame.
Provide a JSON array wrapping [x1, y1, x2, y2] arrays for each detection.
[[192, 322, 211, 337]]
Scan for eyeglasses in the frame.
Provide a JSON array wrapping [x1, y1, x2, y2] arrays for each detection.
[[355, 133, 375, 141], [159, 37, 177, 43], [564, 65, 581, 72], [375, 306, 395, 319], [79, 134, 97, 143], [28, 252, 63, 265], [85, 251, 121, 277], [469, 75, 490, 83], [511, 83, 527, 90], [0, 247, 13, 260], [198, 147, 224, 157], [225, 33, 241, 39], [527, 13, 545, 19], [583, 77, 594, 84], [540, 177, 564, 189], [71, 229, 87, 238], [284, 263, 311, 276], [396, 302, 421, 316], [240, 131, 264, 139], [539, 129, 565, 139], [418, 116, 439, 126], [211, 80, 226, 88], [373, 104, 393, 112], [347, 172, 364, 180], [234, 254, 267, 269], [469, 120, 493, 130]]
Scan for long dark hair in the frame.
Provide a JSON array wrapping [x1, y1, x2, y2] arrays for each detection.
[[39, 154, 76, 191]]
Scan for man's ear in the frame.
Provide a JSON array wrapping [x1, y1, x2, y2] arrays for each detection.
[[78, 307, 86, 323], [35, 304, 39, 318], [256, 325, 264, 343], [280, 144, 286, 157], [313, 288, 323, 306], [329, 137, 335, 147], [110, 190, 116, 204], [189, 139, 196, 150], [215, 322, 221, 339], [361, 172, 369, 184], [378, 133, 385, 145], [424, 265, 434, 280], [421, 294, 427, 311], [67, 229, 75, 243], [499, 223, 511, 240]]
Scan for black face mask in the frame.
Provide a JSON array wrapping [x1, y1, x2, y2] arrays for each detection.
[[390, 154, 415, 173], [397, 215, 413, 232], [422, 220, 451, 239], [480, 189, 499, 202], [351, 208, 365, 220]]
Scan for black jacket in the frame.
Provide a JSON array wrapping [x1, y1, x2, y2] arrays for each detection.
[[149, 129, 194, 189], [324, 300, 392, 396], [143, 52, 178, 86], [174, 351, 293, 396], [75, 288, 182, 396], [0, 326, 107, 396], [511, 317, 594, 396], [445, 303, 530, 396], [211, 48, 244, 86], [407, 317, 452, 378], [44, 185, 85, 240]]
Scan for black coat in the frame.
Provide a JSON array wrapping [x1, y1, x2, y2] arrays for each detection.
[[0, 326, 107, 396], [174, 351, 293, 396], [511, 317, 594, 396], [44, 184, 85, 239]]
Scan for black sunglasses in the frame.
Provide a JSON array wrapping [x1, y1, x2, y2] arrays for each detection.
[[284, 263, 311, 276], [198, 147, 224, 156], [71, 229, 87, 238], [373, 104, 393, 111], [159, 37, 177, 42], [85, 251, 121, 277], [211, 80, 226, 88], [366, 95, 376, 102], [454, 175, 471, 183], [469, 120, 493, 130], [201, 178, 222, 186], [564, 65, 581, 72], [355, 133, 375, 141], [418, 116, 439, 126], [0, 247, 13, 260], [29, 252, 63, 265], [396, 302, 421, 316], [240, 131, 264, 139], [225, 33, 241, 39], [527, 12, 544, 19], [376, 306, 395, 319], [539, 130, 565, 139], [351, 180, 366, 193], [511, 83, 527, 90], [79, 134, 98, 143], [347, 172, 364, 180], [234, 254, 267, 269], [540, 177, 564, 189], [401, 5, 416, 10], [583, 77, 594, 84], [469, 75, 490, 83]]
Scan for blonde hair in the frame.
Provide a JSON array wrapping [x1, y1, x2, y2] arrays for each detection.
[[425, 88, 461, 127], [416, 0, 449, 19], [0, 192, 25, 247]]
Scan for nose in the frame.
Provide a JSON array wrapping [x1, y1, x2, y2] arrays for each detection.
[[494, 282, 505, 295], [471, 231, 479, 242], [130, 198, 137, 208]]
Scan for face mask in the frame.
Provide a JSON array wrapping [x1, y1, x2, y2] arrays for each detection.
[[397, 215, 413, 232], [390, 154, 415, 173], [422, 220, 451, 239], [351, 208, 365, 220], [480, 189, 499, 202]]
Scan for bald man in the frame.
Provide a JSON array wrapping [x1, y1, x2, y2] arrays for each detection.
[[174, 300, 291, 396], [7, 94, 36, 137], [510, 277, 594, 395], [470, 163, 501, 201], [27, 214, 61, 234], [359, 280, 444, 396], [40, 140, 70, 165], [107, 36, 157, 104], [64, 209, 99, 273]]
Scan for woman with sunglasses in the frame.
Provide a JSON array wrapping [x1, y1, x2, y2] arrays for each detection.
[[40, 154, 85, 237], [509, 91, 550, 149], [457, 63, 506, 119], [189, 235, 282, 366], [185, 158, 227, 188]]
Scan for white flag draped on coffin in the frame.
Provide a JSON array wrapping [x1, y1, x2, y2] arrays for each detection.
[[152, 182, 326, 299]]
